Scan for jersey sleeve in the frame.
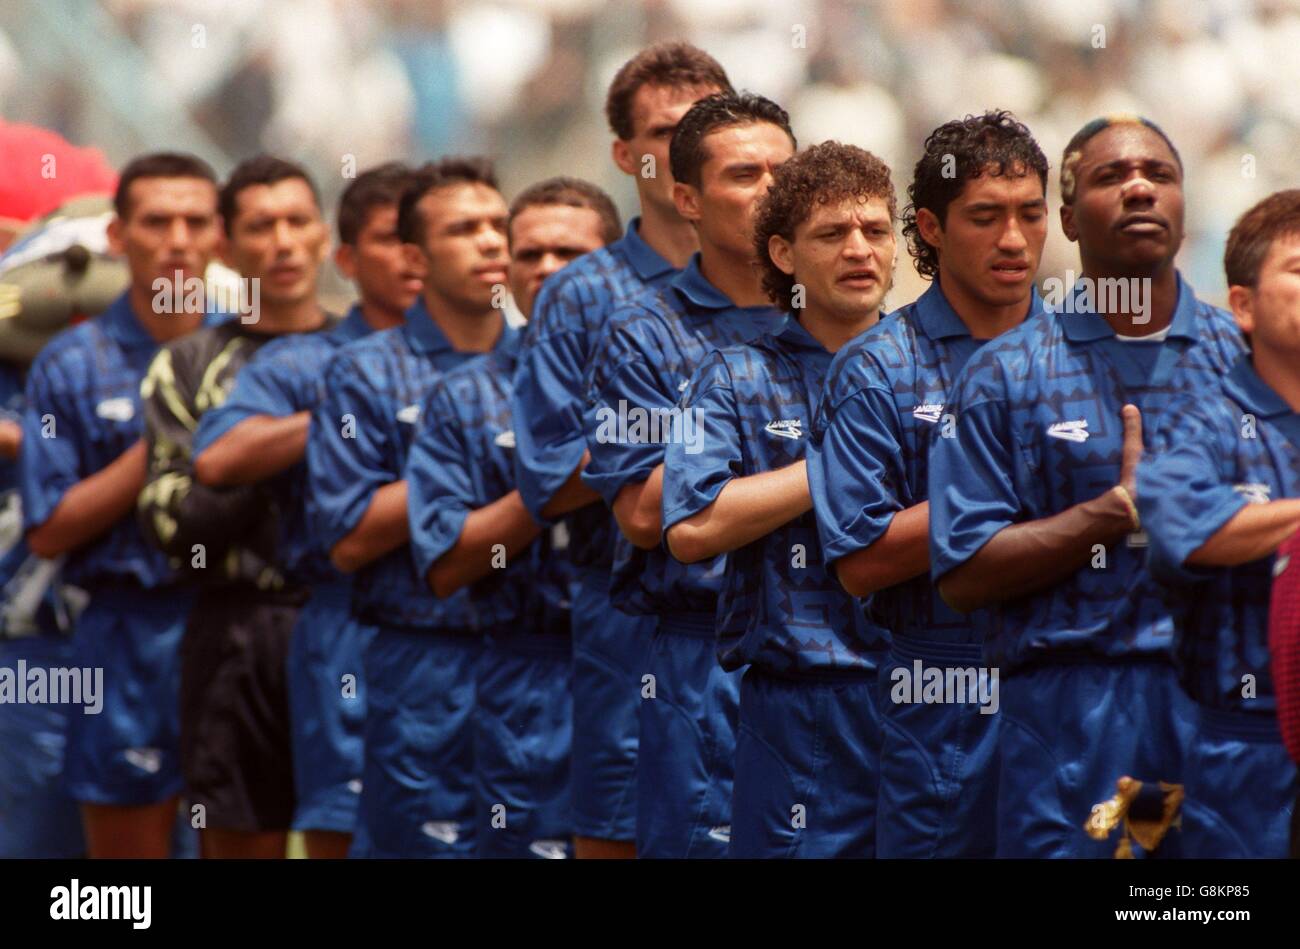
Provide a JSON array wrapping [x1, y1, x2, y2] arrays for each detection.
[[306, 348, 391, 552], [193, 340, 309, 458], [927, 358, 1022, 581], [19, 348, 85, 529], [661, 351, 741, 533], [406, 379, 476, 583], [1138, 400, 1245, 585], [809, 366, 908, 564], [510, 276, 593, 523]]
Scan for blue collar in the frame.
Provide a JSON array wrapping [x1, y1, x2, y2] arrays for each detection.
[[403, 296, 457, 355], [100, 293, 158, 351], [914, 281, 974, 341], [775, 315, 830, 352], [619, 217, 675, 283], [1058, 271, 1198, 343], [1223, 355, 1298, 422], [671, 254, 745, 312], [335, 304, 373, 343]]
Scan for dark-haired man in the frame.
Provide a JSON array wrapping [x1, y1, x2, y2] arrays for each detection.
[[408, 177, 617, 859], [929, 116, 1245, 857], [663, 142, 895, 857], [308, 157, 512, 858], [510, 42, 730, 859], [138, 154, 334, 859], [190, 163, 422, 858], [808, 112, 1048, 857], [1140, 189, 1300, 857], [583, 92, 793, 858], [20, 152, 221, 857]]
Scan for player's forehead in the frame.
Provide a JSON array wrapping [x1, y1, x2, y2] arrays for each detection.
[[357, 202, 400, 237], [125, 175, 218, 217], [1077, 124, 1179, 176], [419, 182, 507, 228], [510, 204, 603, 247], [629, 82, 719, 135], [798, 194, 892, 231], [700, 121, 793, 171], [951, 167, 1046, 210], [232, 178, 320, 221], [1259, 230, 1300, 274]]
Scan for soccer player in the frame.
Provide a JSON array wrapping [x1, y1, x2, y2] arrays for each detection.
[[1139, 190, 1300, 857], [189, 163, 422, 859], [19, 152, 221, 858], [408, 177, 619, 859], [808, 112, 1049, 857], [510, 42, 730, 859], [928, 116, 1245, 857], [583, 92, 795, 858], [662, 142, 895, 857], [138, 155, 334, 859], [1271, 529, 1300, 857], [308, 157, 512, 858]]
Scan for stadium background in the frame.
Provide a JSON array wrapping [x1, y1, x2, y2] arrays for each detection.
[[3, 0, 1300, 310]]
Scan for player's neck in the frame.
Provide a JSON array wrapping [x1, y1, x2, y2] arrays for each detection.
[[799, 306, 880, 353], [1253, 346, 1300, 415], [129, 284, 203, 343], [250, 296, 327, 335], [358, 297, 406, 331], [636, 200, 697, 269], [698, 246, 768, 309], [422, 289, 503, 353], [937, 274, 1031, 341], [1082, 258, 1180, 337]]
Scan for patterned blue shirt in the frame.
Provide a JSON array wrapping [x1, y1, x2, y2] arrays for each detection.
[[582, 255, 786, 620], [928, 273, 1245, 674], [1140, 355, 1300, 713], [810, 282, 1044, 645], [664, 316, 886, 673], [194, 306, 370, 584], [511, 218, 676, 570], [19, 294, 206, 589], [307, 297, 513, 629], [408, 332, 570, 634]]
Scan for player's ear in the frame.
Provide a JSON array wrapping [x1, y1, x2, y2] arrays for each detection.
[[1227, 284, 1255, 337], [767, 233, 795, 276], [611, 138, 638, 177], [334, 243, 356, 280], [106, 215, 125, 256], [673, 181, 701, 224], [915, 207, 944, 255], [1060, 202, 1079, 243]]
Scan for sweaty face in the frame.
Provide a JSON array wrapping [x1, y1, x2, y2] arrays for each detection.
[[344, 204, 425, 317], [110, 176, 220, 304], [415, 182, 509, 314], [1235, 233, 1300, 363], [683, 121, 795, 260], [775, 195, 896, 324], [620, 82, 721, 214], [1063, 123, 1185, 274], [506, 204, 607, 318], [929, 168, 1048, 311], [225, 178, 329, 307]]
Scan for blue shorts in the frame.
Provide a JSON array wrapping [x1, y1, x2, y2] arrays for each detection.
[[570, 568, 654, 842], [731, 666, 883, 858], [64, 586, 190, 805], [350, 625, 479, 858], [996, 659, 1195, 858], [876, 637, 999, 858], [474, 631, 573, 859], [1182, 705, 1298, 858], [0, 635, 85, 857], [636, 615, 739, 859], [287, 581, 374, 834]]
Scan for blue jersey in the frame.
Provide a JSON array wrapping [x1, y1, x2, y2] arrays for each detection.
[[307, 298, 512, 629], [194, 306, 371, 584], [1140, 355, 1300, 714], [663, 316, 885, 674], [582, 255, 786, 619], [928, 274, 1245, 674], [0, 362, 22, 496], [19, 294, 193, 589], [408, 332, 570, 633], [512, 218, 675, 569], [810, 283, 1043, 644]]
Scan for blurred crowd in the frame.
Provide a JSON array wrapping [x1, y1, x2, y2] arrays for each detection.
[[2, 0, 1298, 303]]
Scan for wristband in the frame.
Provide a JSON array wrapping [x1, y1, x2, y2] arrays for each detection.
[[1113, 484, 1140, 532]]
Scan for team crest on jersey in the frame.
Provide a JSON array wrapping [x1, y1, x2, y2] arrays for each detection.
[[396, 403, 420, 424], [1046, 418, 1090, 443], [1233, 482, 1272, 505], [95, 397, 135, 421], [764, 418, 803, 440], [913, 403, 944, 424], [493, 429, 516, 449]]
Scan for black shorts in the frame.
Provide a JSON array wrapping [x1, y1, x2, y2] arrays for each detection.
[[179, 585, 307, 833]]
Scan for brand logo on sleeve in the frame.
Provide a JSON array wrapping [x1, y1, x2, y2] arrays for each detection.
[[493, 429, 516, 449], [913, 403, 944, 424], [396, 404, 420, 424], [421, 820, 460, 844], [764, 418, 803, 440], [1233, 482, 1272, 505], [527, 839, 569, 860], [95, 397, 135, 422], [1046, 418, 1090, 443]]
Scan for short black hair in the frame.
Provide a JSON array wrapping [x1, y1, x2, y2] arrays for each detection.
[[902, 110, 1048, 280], [1224, 189, 1300, 288], [114, 151, 218, 220], [219, 154, 320, 237], [669, 92, 795, 189], [1060, 115, 1182, 205], [507, 177, 622, 248], [337, 162, 413, 245], [397, 156, 499, 245]]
